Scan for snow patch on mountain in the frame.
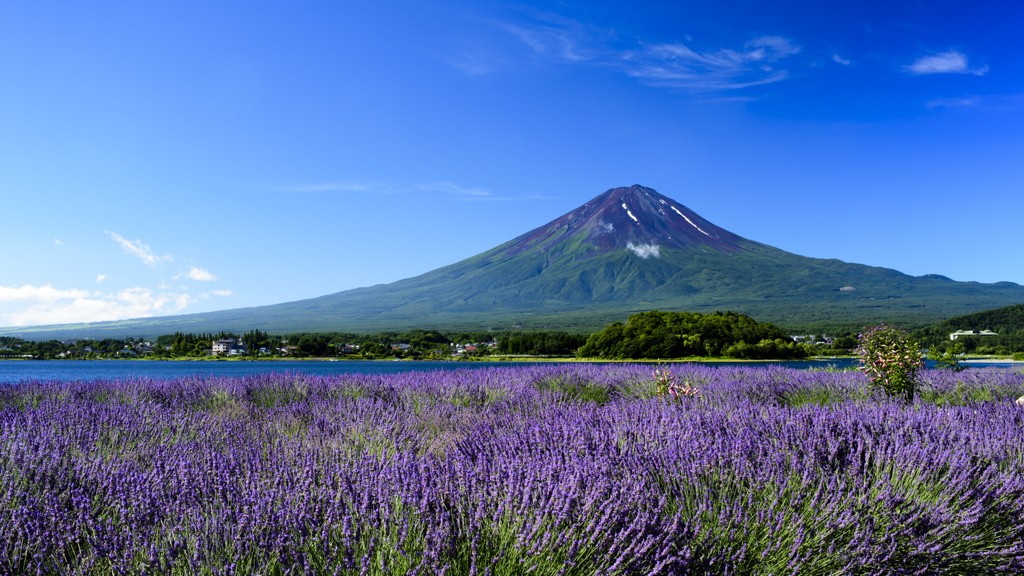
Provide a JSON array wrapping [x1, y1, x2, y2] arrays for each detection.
[[671, 206, 711, 237], [626, 242, 660, 259], [618, 202, 634, 223]]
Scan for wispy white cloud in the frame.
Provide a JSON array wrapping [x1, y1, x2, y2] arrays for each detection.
[[905, 50, 987, 76], [0, 284, 196, 326], [417, 182, 493, 197], [173, 267, 217, 282], [54, 237, 62, 245], [924, 93, 1023, 110], [211, 289, 233, 296], [447, 48, 506, 75], [96, 274, 107, 283], [504, 22, 593, 62], [105, 231, 173, 267], [415, 182, 552, 202], [279, 181, 383, 193], [744, 36, 801, 60], [497, 15, 800, 92], [626, 242, 660, 259], [833, 54, 850, 65], [925, 95, 982, 108], [623, 36, 800, 90]]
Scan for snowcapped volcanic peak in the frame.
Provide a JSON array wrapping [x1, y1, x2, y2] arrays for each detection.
[[495, 185, 747, 259]]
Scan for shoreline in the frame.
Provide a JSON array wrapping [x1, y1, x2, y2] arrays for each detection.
[[3, 356, 1021, 365]]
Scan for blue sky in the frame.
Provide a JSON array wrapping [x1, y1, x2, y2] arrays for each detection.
[[1, 1, 1021, 328]]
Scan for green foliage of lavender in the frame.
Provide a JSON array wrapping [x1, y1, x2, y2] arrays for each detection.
[[3, 365, 1024, 575]]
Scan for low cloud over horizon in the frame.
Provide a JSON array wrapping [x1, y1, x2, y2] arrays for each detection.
[[0, 283, 198, 327]]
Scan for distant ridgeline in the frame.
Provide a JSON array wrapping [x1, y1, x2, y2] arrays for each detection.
[[578, 310, 807, 360], [915, 303, 1024, 355]]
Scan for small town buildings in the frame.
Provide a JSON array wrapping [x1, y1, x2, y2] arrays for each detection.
[[950, 330, 998, 341]]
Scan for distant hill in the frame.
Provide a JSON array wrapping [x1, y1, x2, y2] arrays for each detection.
[[3, 185, 1024, 340], [926, 303, 1024, 334], [915, 303, 1024, 354], [917, 303, 1024, 342]]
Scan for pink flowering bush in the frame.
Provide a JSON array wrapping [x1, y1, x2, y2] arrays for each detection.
[[654, 367, 700, 403], [854, 323, 924, 403]]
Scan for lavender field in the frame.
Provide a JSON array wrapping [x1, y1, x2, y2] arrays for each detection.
[[3, 365, 1024, 575]]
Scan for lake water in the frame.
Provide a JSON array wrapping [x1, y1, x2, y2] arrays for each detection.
[[0, 358, 867, 383], [1, 357, 1017, 384]]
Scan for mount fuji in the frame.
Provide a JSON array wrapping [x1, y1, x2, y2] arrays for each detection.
[[4, 185, 1023, 338]]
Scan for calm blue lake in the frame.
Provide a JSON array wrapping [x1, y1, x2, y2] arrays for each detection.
[[0, 358, 1015, 384], [0, 358, 853, 383]]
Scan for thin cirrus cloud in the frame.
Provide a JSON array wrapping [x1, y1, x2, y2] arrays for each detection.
[[417, 182, 493, 197], [623, 36, 800, 91], [279, 181, 387, 193], [414, 182, 548, 201], [926, 95, 982, 108], [211, 289, 233, 296], [905, 50, 988, 76], [833, 54, 851, 66], [502, 17, 597, 62], [105, 231, 173, 267], [0, 284, 195, 326], [490, 15, 801, 92], [173, 267, 217, 282], [924, 94, 1023, 110]]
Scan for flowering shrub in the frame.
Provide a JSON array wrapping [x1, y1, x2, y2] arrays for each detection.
[[854, 323, 924, 403], [654, 366, 700, 403]]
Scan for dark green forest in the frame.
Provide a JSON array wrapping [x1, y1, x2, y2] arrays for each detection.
[[915, 303, 1024, 356], [577, 310, 808, 360]]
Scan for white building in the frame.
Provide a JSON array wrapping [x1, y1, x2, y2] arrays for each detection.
[[950, 330, 998, 341], [212, 338, 247, 355]]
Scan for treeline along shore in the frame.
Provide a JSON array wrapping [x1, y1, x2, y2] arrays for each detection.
[[1, 311, 833, 361], [5, 305, 1024, 361]]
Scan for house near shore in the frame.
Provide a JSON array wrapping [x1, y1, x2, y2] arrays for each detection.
[[213, 338, 247, 355], [950, 330, 999, 341]]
